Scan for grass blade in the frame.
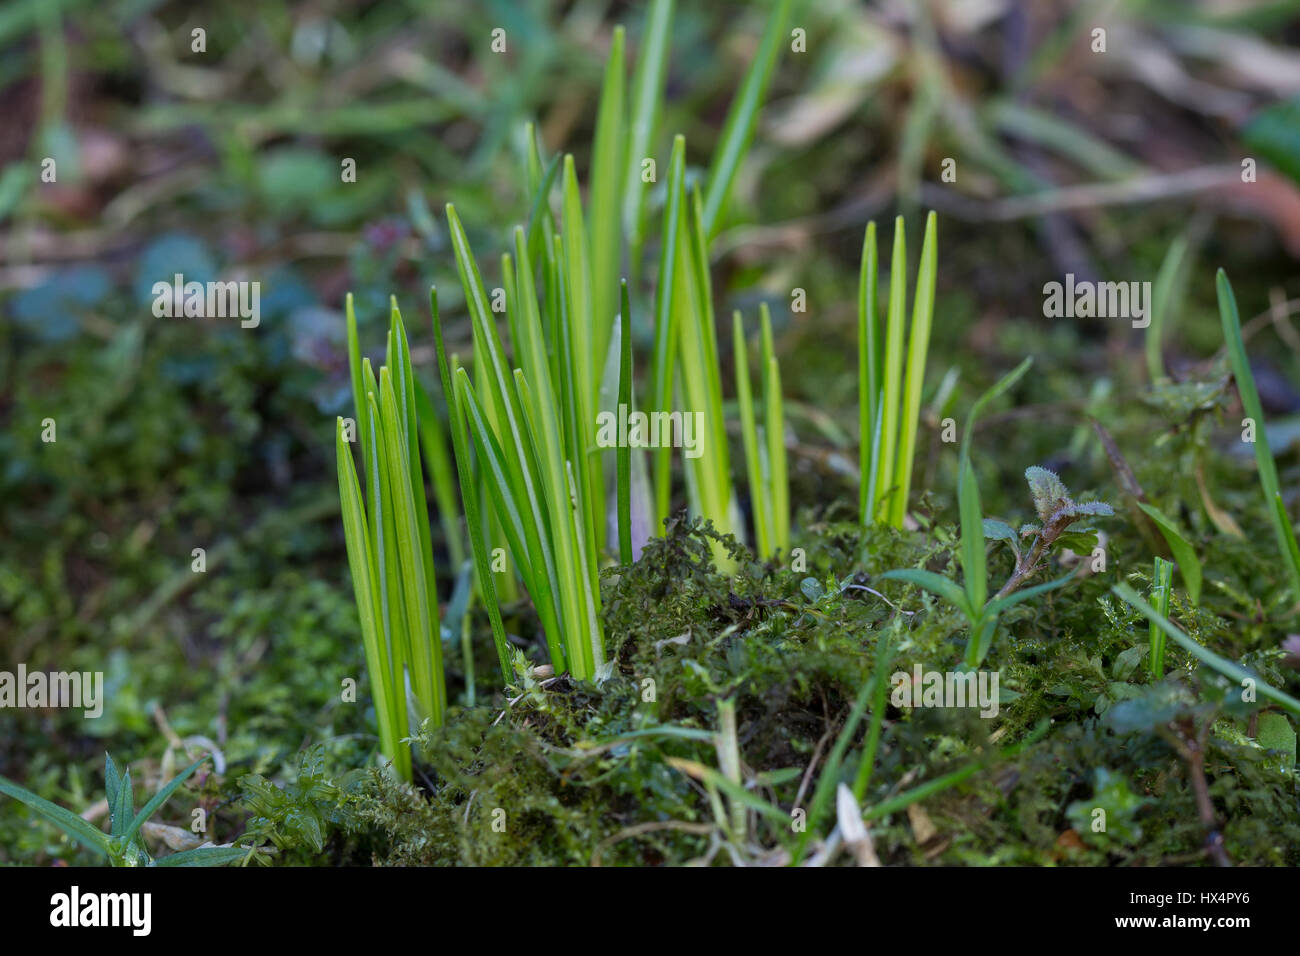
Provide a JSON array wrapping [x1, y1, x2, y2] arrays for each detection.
[[0, 774, 112, 855], [151, 846, 248, 867], [124, 756, 206, 844], [958, 456, 987, 611], [412, 377, 465, 567], [960, 357, 1034, 468], [552, 234, 603, 623], [677, 183, 736, 561], [791, 652, 891, 863], [457, 367, 569, 674], [851, 632, 897, 802], [390, 303, 443, 663], [559, 162, 605, 557], [109, 766, 132, 840], [1146, 234, 1189, 382], [1216, 269, 1300, 600], [524, 144, 560, 271], [984, 570, 1074, 617]]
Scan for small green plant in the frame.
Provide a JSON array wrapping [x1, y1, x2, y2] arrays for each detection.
[[1216, 269, 1300, 602], [0, 754, 249, 866], [426, 1, 793, 677], [734, 303, 789, 557], [1149, 556, 1174, 679], [859, 212, 938, 528], [882, 359, 1112, 666], [437, 221, 605, 681], [987, 465, 1114, 600], [337, 298, 449, 781], [239, 746, 350, 858]]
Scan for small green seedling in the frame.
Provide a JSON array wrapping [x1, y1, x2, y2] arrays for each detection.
[[0, 754, 249, 866], [338, 297, 453, 782]]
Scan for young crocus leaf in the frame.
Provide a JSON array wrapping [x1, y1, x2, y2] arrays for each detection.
[[858, 221, 879, 524], [1217, 269, 1300, 599], [430, 288, 513, 684], [734, 310, 771, 555], [617, 279, 634, 565], [890, 211, 937, 528], [700, 0, 792, 236], [623, 0, 674, 256]]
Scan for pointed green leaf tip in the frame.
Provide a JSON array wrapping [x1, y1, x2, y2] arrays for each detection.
[[1024, 466, 1069, 522]]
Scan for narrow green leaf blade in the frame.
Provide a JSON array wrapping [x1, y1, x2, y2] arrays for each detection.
[[430, 288, 512, 684], [890, 211, 937, 527], [124, 757, 207, 844], [1216, 269, 1300, 599], [985, 570, 1075, 617], [879, 568, 973, 618], [958, 457, 987, 610], [858, 221, 879, 524], [589, 26, 626, 383], [0, 774, 111, 855], [700, 0, 792, 236], [618, 279, 635, 564], [623, 0, 674, 254]]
